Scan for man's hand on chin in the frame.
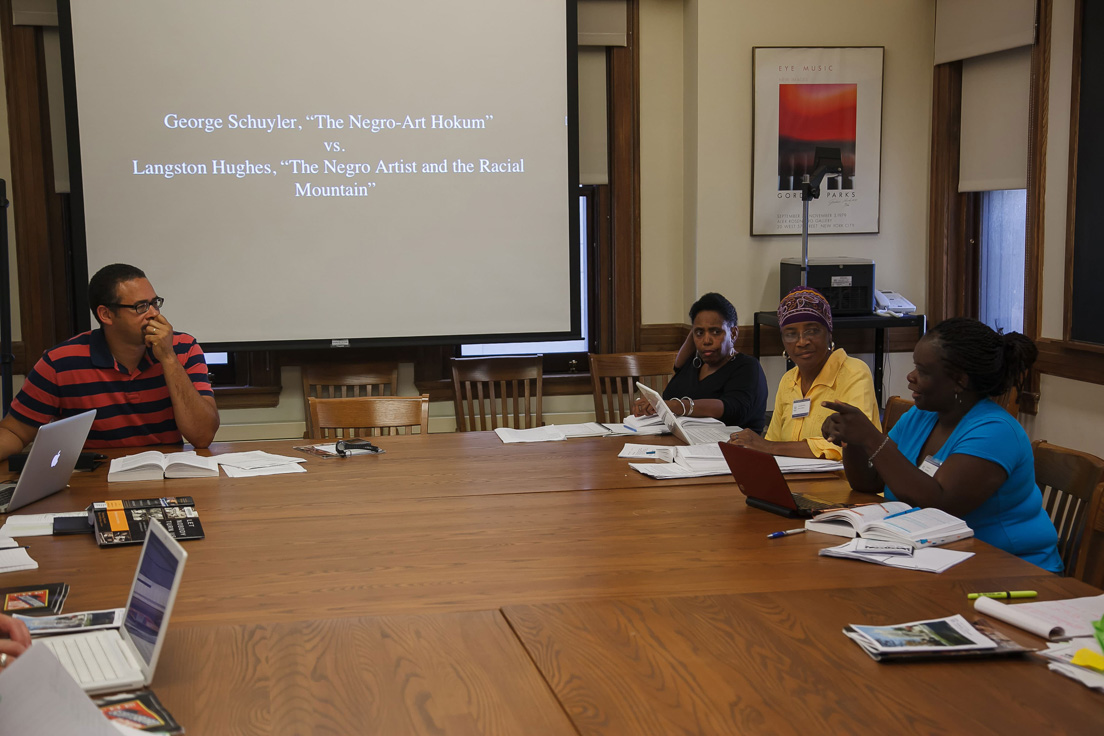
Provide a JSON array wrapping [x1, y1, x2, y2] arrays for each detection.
[[145, 314, 176, 364]]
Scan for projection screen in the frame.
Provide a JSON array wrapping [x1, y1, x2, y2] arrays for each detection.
[[62, 1, 579, 349]]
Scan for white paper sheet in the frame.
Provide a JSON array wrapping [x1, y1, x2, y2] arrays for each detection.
[[222, 463, 308, 478], [618, 444, 676, 461], [215, 450, 307, 469], [493, 426, 567, 443], [819, 538, 973, 573], [0, 511, 88, 538], [774, 456, 844, 473], [0, 547, 38, 574], [552, 423, 611, 438], [974, 594, 1104, 640], [602, 423, 669, 436], [0, 644, 121, 735], [629, 462, 720, 479]]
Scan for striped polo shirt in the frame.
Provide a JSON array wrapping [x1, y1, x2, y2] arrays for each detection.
[[10, 329, 214, 448]]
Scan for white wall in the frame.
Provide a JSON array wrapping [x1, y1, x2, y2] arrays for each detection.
[[639, 0, 934, 406], [642, 0, 935, 325]]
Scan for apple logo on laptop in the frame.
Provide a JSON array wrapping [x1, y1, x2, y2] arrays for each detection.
[[51, 451, 61, 468]]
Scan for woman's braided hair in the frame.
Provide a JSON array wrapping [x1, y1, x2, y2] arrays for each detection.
[[928, 317, 1037, 397]]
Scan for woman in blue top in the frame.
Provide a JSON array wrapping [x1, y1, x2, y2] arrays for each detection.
[[821, 318, 1062, 572]]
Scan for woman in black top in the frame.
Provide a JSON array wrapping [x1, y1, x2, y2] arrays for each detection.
[[632, 292, 768, 433]]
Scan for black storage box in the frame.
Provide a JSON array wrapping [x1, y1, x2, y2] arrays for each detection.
[[779, 257, 875, 316]]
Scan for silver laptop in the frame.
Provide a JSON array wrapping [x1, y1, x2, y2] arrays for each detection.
[[39, 521, 187, 694], [635, 382, 734, 445], [0, 409, 96, 513]]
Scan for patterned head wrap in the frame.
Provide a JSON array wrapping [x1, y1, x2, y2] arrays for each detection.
[[777, 287, 833, 332]]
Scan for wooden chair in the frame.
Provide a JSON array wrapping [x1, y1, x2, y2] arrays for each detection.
[[882, 395, 914, 434], [589, 352, 677, 423], [301, 362, 399, 438], [995, 386, 1020, 417], [450, 355, 543, 431], [1033, 440, 1104, 586], [308, 395, 429, 439]]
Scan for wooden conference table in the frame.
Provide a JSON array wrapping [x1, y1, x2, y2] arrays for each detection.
[[2, 432, 1101, 733]]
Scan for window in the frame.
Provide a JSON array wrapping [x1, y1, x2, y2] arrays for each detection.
[[978, 189, 1027, 334]]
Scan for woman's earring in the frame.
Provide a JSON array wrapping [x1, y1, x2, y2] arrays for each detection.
[[781, 349, 789, 360], [692, 354, 703, 368], [829, 340, 835, 352]]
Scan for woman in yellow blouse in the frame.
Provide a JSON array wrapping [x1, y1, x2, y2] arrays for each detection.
[[729, 287, 880, 460]]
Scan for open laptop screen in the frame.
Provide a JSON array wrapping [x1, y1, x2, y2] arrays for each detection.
[[123, 530, 180, 665]]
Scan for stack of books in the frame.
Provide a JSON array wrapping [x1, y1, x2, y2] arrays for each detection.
[[844, 615, 1030, 662]]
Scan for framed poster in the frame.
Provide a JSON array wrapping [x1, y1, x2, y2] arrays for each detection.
[[751, 47, 884, 235]]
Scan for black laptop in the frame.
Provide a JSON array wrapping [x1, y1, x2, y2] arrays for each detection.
[[717, 443, 844, 518]]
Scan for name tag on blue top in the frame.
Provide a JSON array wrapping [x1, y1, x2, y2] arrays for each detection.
[[792, 398, 811, 419], [919, 455, 942, 477]]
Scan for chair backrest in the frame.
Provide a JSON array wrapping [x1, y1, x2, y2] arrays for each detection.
[[1033, 439, 1104, 586], [994, 386, 1020, 417], [301, 362, 399, 438], [308, 395, 429, 439], [450, 355, 543, 432], [882, 395, 914, 434], [589, 352, 678, 423]]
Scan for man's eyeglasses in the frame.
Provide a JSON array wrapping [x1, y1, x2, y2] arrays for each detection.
[[111, 297, 165, 315], [781, 326, 825, 343]]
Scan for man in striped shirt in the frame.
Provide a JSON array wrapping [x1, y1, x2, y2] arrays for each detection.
[[0, 264, 220, 460]]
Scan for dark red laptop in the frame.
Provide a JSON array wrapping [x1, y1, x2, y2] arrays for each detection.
[[717, 443, 842, 519]]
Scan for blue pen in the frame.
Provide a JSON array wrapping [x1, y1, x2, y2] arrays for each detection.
[[624, 425, 637, 432], [883, 507, 921, 520], [767, 529, 806, 539], [645, 450, 655, 455]]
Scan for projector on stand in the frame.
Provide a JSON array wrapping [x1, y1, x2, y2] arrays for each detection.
[[779, 257, 875, 317]]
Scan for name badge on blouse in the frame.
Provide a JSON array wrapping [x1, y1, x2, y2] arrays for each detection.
[[792, 398, 811, 419], [919, 455, 942, 477]]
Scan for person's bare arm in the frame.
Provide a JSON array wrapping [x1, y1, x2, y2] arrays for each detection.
[[821, 401, 1007, 516], [0, 414, 38, 463], [729, 429, 816, 458], [145, 315, 220, 448]]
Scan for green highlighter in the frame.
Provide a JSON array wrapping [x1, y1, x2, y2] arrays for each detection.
[[966, 590, 1038, 600]]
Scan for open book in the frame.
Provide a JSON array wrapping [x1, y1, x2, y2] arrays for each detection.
[[107, 451, 219, 482], [805, 502, 973, 548], [635, 382, 732, 445]]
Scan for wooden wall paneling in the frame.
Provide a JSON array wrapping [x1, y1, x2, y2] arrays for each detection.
[[1, 1, 72, 371], [1019, 0, 1052, 413], [606, 1, 640, 353], [927, 61, 967, 326], [1063, 0, 1083, 342]]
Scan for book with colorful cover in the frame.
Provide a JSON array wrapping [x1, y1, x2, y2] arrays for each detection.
[[0, 582, 68, 616], [88, 496, 205, 546], [94, 689, 184, 734]]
